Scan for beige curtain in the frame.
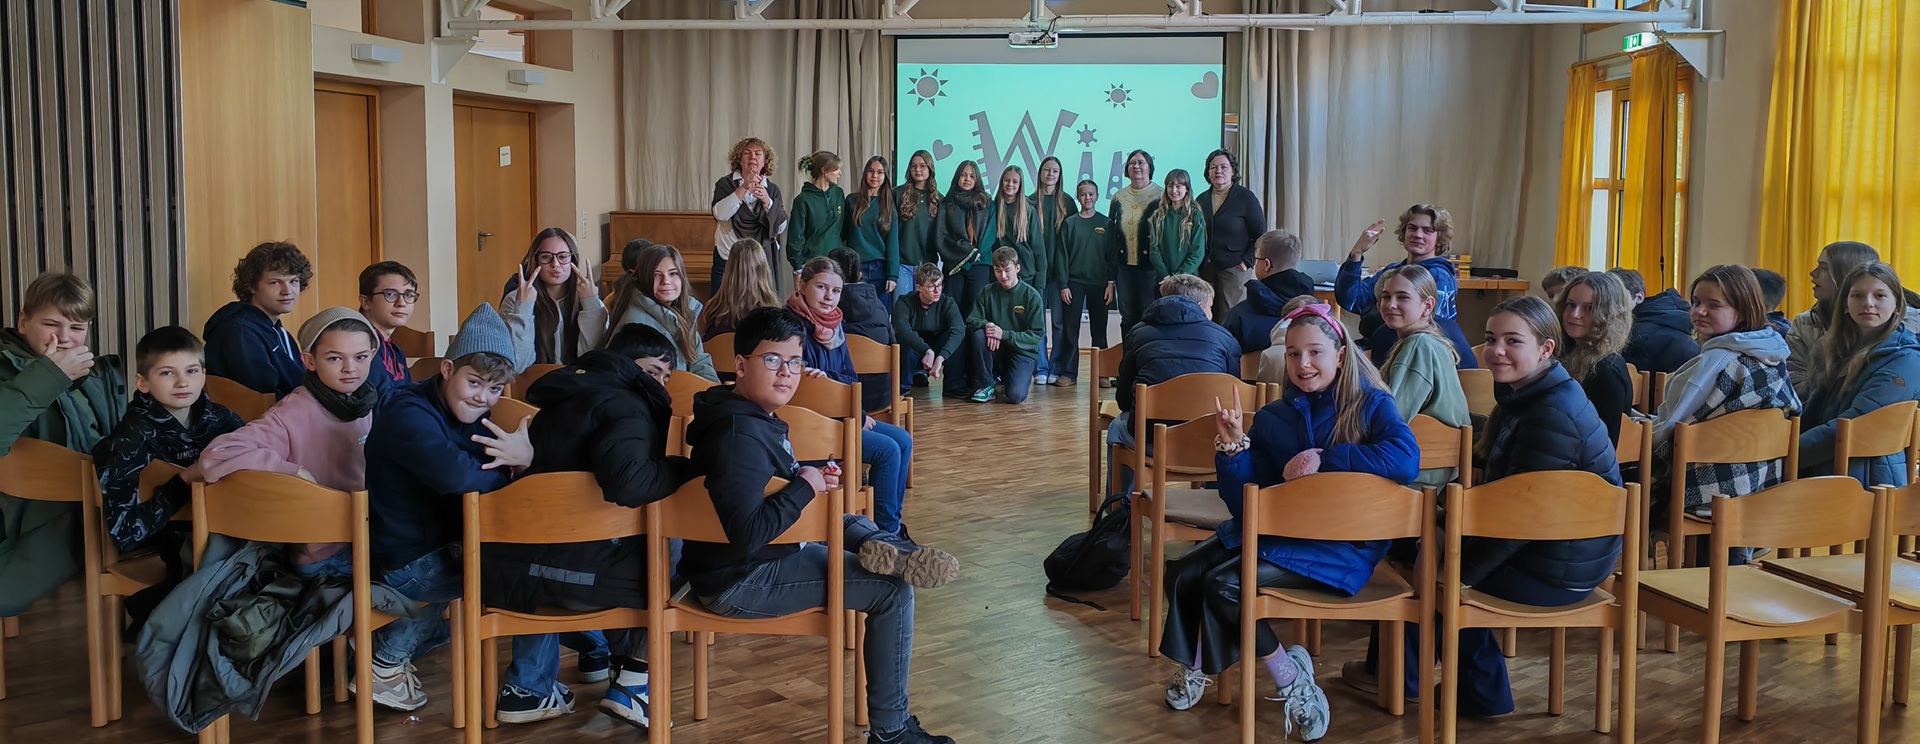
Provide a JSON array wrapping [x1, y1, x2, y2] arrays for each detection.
[[1241, 0, 1532, 267], [620, 0, 890, 211]]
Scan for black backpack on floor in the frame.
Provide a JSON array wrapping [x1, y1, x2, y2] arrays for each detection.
[[1043, 493, 1132, 609]]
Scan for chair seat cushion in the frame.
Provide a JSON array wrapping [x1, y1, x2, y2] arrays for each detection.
[[1463, 587, 1613, 618], [1261, 563, 1413, 609], [1162, 488, 1232, 530], [1762, 554, 1920, 611], [1640, 566, 1856, 626]]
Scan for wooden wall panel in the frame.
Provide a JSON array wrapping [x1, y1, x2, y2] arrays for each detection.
[[179, 0, 317, 331], [0, 0, 185, 359]]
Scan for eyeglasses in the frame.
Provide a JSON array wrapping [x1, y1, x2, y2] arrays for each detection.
[[372, 289, 420, 305], [756, 353, 807, 374], [535, 252, 573, 266]]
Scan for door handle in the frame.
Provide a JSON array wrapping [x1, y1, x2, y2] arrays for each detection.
[[478, 231, 495, 252]]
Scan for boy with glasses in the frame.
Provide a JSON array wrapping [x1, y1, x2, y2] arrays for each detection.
[[1222, 229, 1315, 354], [359, 261, 421, 390]]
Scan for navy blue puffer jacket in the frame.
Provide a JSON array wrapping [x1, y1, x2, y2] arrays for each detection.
[[1115, 295, 1241, 412]]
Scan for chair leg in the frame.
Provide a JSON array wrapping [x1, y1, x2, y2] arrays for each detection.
[[1595, 626, 1614, 734], [1, 617, 10, 700], [855, 619, 869, 727], [1549, 628, 1566, 716], [1503, 627, 1519, 658], [1895, 625, 1912, 706], [106, 594, 124, 721], [846, 610, 857, 650], [333, 638, 348, 703], [451, 604, 466, 730], [85, 592, 105, 726], [1702, 633, 1726, 744], [1861, 621, 1889, 744], [1240, 615, 1257, 744], [827, 626, 845, 744], [1148, 519, 1167, 657], [1384, 621, 1405, 716], [1441, 617, 1461, 744], [1619, 614, 1638, 744], [483, 639, 499, 729], [1737, 639, 1758, 722], [199, 715, 223, 744], [1308, 619, 1322, 657], [1128, 500, 1143, 622], [693, 631, 711, 721], [304, 648, 323, 715], [1217, 659, 1234, 706]]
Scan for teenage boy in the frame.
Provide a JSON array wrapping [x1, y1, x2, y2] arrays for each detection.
[[364, 303, 533, 711], [1336, 207, 1478, 367], [204, 241, 312, 397], [1752, 268, 1793, 337], [359, 261, 421, 390], [0, 272, 127, 616], [892, 263, 964, 393], [964, 248, 1046, 404], [482, 324, 694, 727], [1222, 229, 1315, 355], [1049, 180, 1115, 387], [1610, 267, 1699, 375], [682, 307, 958, 744], [200, 308, 384, 580], [1109, 275, 1239, 456]]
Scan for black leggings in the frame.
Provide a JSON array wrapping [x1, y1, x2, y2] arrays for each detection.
[[1157, 536, 1325, 675]]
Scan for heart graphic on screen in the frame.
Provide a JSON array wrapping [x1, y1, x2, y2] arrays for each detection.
[[931, 140, 954, 160], [1191, 71, 1220, 99]]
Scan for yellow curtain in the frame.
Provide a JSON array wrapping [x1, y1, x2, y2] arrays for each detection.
[[1618, 47, 1679, 292], [1554, 63, 1599, 268], [1759, 0, 1920, 315]]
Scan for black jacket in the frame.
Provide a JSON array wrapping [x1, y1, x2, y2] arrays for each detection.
[[1623, 289, 1700, 375], [1467, 362, 1623, 590], [839, 282, 896, 412], [93, 393, 244, 552], [481, 350, 694, 613], [1196, 185, 1267, 270], [1222, 270, 1316, 353], [202, 302, 304, 397], [933, 193, 991, 269], [679, 386, 818, 597], [1116, 295, 1241, 412], [893, 293, 964, 359], [1576, 352, 1633, 443]]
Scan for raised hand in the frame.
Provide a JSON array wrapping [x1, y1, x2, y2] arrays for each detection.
[[1214, 386, 1245, 444], [514, 264, 536, 304], [474, 417, 535, 471], [1348, 219, 1388, 262]]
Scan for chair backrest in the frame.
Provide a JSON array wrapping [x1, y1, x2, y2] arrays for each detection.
[[1239, 352, 1260, 381], [1242, 473, 1429, 543], [86, 460, 187, 567], [1457, 369, 1496, 418], [490, 398, 538, 432], [409, 356, 445, 382], [1152, 416, 1220, 476], [205, 375, 275, 422], [1135, 373, 1258, 431], [846, 335, 901, 393], [1617, 416, 1653, 492], [1649, 371, 1669, 410], [1626, 362, 1646, 410], [705, 333, 735, 375], [1409, 414, 1474, 488], [191, 471, 363, 564], [1471, 342, 1486, 361], [1673, 407, 1799, 469], [788, 375, 862, 419], [667, 373, 717, 418], [464, 471, 644, 545], [1092, 342, 1125, 379], [391, 326, 436, 358], [512, 363, 565, 398], [654, 476, 844, 545], [1450, 472, 1634, 542], [1834, 400, 1919, 473], [775, 405, 857, 463], [666, 415, 690, 457], [1885, 483, 1920, 540], [0, 438, 89, 503], [1710, 476, 1875, 554]]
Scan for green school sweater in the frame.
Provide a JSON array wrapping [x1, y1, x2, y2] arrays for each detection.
[[788, 182, 846, 267], [894, 185, 938, 267], [1146, 202, 1207, 279], [1053, 212, 1115, 287], [843, 193, 901, 283], [1381, 331, 1470, 488], [965, 280, 1046, 359]]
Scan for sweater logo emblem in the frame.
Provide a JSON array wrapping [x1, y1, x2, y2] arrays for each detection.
[[1094, 227, 1105, 234], [1014, 305, 1027, 314]]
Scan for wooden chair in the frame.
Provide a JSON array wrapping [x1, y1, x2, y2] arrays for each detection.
[[652, 468, 851, 741], [510, 363, 564, 399], [848, 334, 913, 435], [1457, 368, 1495, 420], [392, 326, 436, 358], [190, 470, 399, 744], [1126, 373, 1260, 621], [1087, 342, 1125, 513], [1140, 417, 1236, 657], [78, 459, 183, 726], [1761, 482, 1920, 710], [410, 356, 446, 382], [1411, 414, 1474, 490], [1637, 477, 1889, 744], [786, 376, 871, 518], [1238, 351, 1260, 381], [1616, 416, 1655, 649], [663, 375, 715, 456], [1649, 371, 1669, 411], [1626, 363, 1646, 410], [461, 472, 663, 743], [1238, 473, 1435, 741], [704, 333, 735, 377], [205, 375, 275, 422], [1438, 473, 1641, 744], [489, 398, 538, 431], [0, 439, 91, 705]]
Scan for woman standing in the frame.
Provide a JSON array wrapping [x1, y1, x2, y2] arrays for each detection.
[[1552, 270, 1635, 441], [894, 151, 941, 301], [711, 137, 790, 297], [844, 156, 900, 303], [502, 227, 606, 369], [787, 151, 846, 270], [936, 160, 994, 321], [607, 241, 719, 382], [1108, 150, 1164, 331], [1197, 149, 1267, 316], [1030, 157, 1073, 386], [1143, 168, 1206, 281], [1799, 262, 1920, 485]]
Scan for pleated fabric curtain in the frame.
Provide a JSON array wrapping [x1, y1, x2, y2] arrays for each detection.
[[1554, 63, 1599, 269], [1759, 0, 1920, 315], [1618, 47, 1679, 292]]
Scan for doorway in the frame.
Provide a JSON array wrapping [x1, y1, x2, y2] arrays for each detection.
[[453, 99, 538, 315], [313, 80, 383, 319]]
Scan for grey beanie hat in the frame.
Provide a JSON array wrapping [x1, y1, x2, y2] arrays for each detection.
[[296, 307, 378, 353], [446, 303, 515, 362]]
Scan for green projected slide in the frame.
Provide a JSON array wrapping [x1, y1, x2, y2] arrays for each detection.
[[895, 60, 1225, 199]]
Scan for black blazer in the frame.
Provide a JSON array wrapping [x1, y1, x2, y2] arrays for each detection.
[[1196, 185, 1267, 270]]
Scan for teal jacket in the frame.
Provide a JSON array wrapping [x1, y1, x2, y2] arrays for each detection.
[[1143, 201, 1207, 279], [0, 328, 128, 615], [788, 182, 846, 267], [843, 193, 901, 284]]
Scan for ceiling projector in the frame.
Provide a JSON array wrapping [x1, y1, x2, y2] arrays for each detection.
[[1008, 29, 1059, 49]]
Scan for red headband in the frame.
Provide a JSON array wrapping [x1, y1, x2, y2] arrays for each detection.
[[1282, 302, 1345, 342]]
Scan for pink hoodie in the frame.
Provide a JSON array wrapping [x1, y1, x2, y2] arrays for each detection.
[[199, 386, 372, 564]]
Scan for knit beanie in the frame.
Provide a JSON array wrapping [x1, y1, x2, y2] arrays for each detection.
[[296, 307, 379, 352], [446, 303, 515, 363]]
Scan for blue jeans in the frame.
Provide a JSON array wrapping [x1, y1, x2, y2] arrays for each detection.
[[968, 329, 1037, 403], [1034, 279, 1063, 380], [944, 265, 992, 391], [701, 515, 914, 732], [292, 549, 353, 580], [373, 545, 463, 669], [710, 249, 728, 297], [894, 265, 916, 301], [862, 260, 893, 303], [506, 630, 647, 694], [863, 423, 914, 534]]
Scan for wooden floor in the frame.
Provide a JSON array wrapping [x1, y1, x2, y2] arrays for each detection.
[[4, 361, 1917, 743]]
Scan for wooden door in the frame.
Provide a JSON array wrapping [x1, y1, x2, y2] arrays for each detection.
[[312, 81, 382, 320], [453, 101, 537, 315]]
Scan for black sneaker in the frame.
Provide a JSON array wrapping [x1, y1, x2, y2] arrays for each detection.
[[577, 652, 610, 683], [858, 534, 959, 589], [868, 716, 955, 743], [496, 683, 575, 724]]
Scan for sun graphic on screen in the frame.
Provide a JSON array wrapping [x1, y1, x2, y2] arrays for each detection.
[[1105, 84, 1132, 108], [907, 68, 948, 106]]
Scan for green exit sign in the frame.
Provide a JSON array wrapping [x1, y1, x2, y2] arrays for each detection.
[[1623, 32, 1659, 52]]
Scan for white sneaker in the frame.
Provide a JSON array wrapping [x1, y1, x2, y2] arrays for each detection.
[[1164, 665, 1213, 711], [1276, 646, 1330, 741], [351, 661, 427, 712]]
